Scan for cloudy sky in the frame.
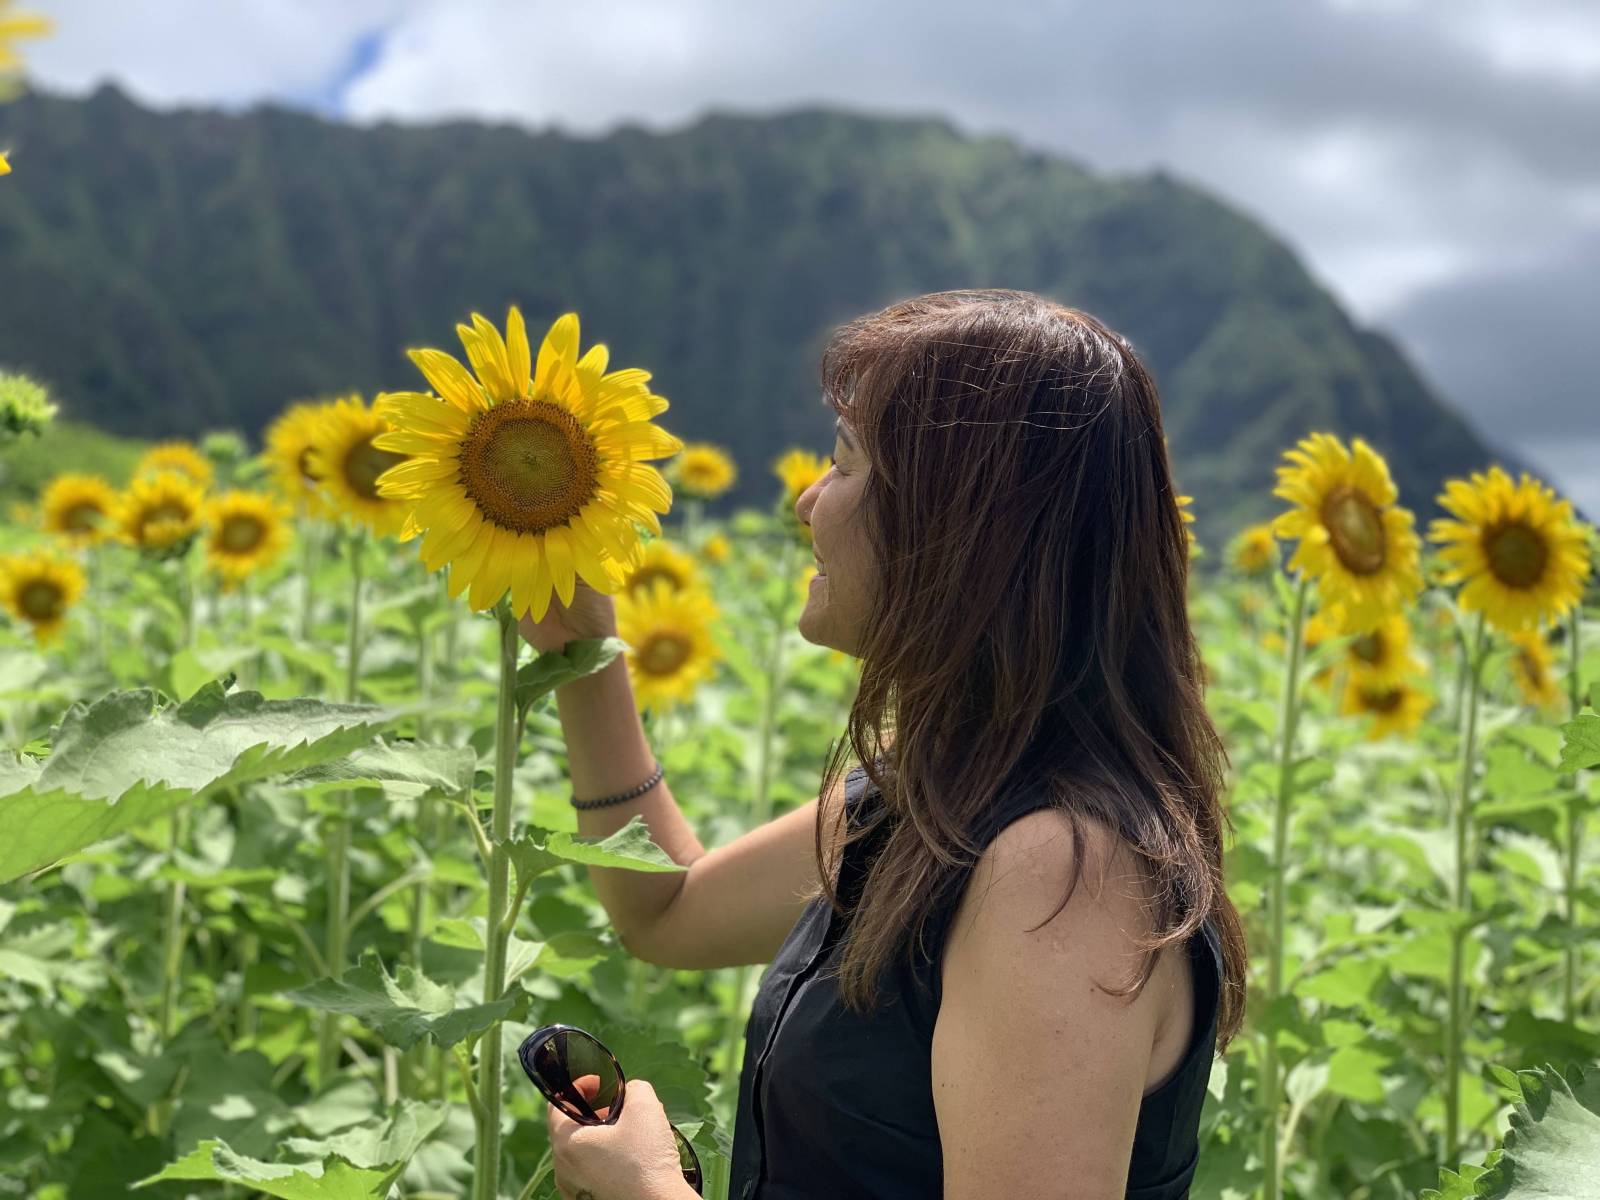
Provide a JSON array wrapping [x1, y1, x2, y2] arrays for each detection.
[[22, 0, 1600, 511]]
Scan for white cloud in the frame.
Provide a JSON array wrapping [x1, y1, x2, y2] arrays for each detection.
[[18, 0, 1600, 503]]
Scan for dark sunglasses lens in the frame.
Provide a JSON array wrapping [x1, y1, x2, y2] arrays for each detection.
[[531, 1030, 621, 1121], [673, 1126, 703, 1193]]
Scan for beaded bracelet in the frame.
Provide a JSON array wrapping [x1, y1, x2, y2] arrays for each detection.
[[570, 761, 664, 810]]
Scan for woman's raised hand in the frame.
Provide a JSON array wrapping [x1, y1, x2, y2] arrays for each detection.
[[519, 579, 620, 654]]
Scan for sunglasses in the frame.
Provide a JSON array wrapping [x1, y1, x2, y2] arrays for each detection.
[[518, 1024, 704, 1195]]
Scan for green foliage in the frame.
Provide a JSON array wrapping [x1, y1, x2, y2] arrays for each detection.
[[0, 494, 1592, 1198]]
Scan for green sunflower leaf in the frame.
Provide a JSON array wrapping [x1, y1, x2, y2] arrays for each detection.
[[0, 686, 397, 883], [514, 636, 628, 714], [501, 815, 687, 889], [133, 1139, 402, 1199], [1558, 712, 1600, 773], [1419, 1062, 1600, 1199], [284, 951, 518, 1051]]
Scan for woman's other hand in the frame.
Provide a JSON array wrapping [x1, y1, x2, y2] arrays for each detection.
[[547, 1075, 688, 1200], [519, 579, 619, 654]]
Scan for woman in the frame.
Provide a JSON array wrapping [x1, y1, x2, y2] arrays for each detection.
[[526, 289, 1247, 1200]]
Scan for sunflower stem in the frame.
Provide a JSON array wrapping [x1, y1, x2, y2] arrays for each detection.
[[298, 515, 321, 692], [316, 529, 366, 1087], [1562, 601, 1585, 1025], [158, 807, 189, 1040], [235, 930, 259, 1043], [345, 529, 367, 703], [88, 544, 108, 679], [474, 602, 521, 1200], [1444, 611, 1487, 1164], [717, 535, 799, 1086], [1259, 571, 1310, 1200], [316, 817, 351, 1086], [405, 611, 438, 1097]]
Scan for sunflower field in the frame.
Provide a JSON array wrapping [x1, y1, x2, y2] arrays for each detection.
[[0, 304, 1597, 1200]]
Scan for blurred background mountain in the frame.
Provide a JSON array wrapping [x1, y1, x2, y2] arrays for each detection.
[[0, 84, 1526, 547]]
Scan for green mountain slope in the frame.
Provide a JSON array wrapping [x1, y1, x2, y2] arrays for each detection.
[[0, 84, 1511, 543]]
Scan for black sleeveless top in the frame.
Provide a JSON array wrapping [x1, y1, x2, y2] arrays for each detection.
[[728, 763, 1222, 1199]]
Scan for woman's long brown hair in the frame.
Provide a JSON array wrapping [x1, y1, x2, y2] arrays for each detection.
[[808, 288, 1246, 1054]]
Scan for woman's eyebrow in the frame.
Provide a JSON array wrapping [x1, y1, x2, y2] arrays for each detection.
[[834, 419, 857, 451]]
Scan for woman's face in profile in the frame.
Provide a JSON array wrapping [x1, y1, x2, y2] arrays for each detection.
[[795, 416, 872, 657]]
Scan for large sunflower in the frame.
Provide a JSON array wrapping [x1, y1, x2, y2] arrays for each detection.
[[1230, 522, 1278, 576], [669, 443, 738, 499], [134, 441, 214, 490], [623, 538, 703, 600], [1427, 466, 1592, 635], [1340, 676, 1431, 741], [1271, 432, 1422, 631], [372, 307, 682, 619], [1506, 628, 1563, 712], [264, 400, 332, 512], [204, 490, 292, 588], [1, 549, 84, 644], [117, 470, 205, 552], [306, 395, 410, 538], [40, 473, 118, 545], [615, 579, 722, 713]]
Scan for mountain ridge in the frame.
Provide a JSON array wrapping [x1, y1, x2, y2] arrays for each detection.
[[0, 83, 1521, 542]]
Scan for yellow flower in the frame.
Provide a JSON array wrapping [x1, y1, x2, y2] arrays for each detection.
[[774, 449, 829, 507], [373, 307, 682, 619], [0, 152, 9, 177], [203, 490, 292, 588], [264, 400, 333, 512], [134, 441, 214, 490], [1428, 466, 1592, 635], [0, 549, 84, 644], [1175, 494, 1201, 555], [1340, 676, 1431, 740], [615, 579, 722, 714], [773, 449, 829, 545], [1230, 522, 1278, 575], [0, 1, 51, 72], [1507, 628, 1563, 712], [1271, 433, 1423, 631], [701, 532, 731, 564], [117, 470, 204, 551], [669, 443, 738, 499], [307, 394, 410, 538], [623, 538, 703, 600], [40, 473, 118, 546], [1338, 612, 1416, 689]]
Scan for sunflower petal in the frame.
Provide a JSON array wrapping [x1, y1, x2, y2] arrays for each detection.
[[543, 525, 576, 607], [469, 531, 512, 611], [506, 306, 532, 398], [408, 350, 488, 413], [535, 313, 581, 396]]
